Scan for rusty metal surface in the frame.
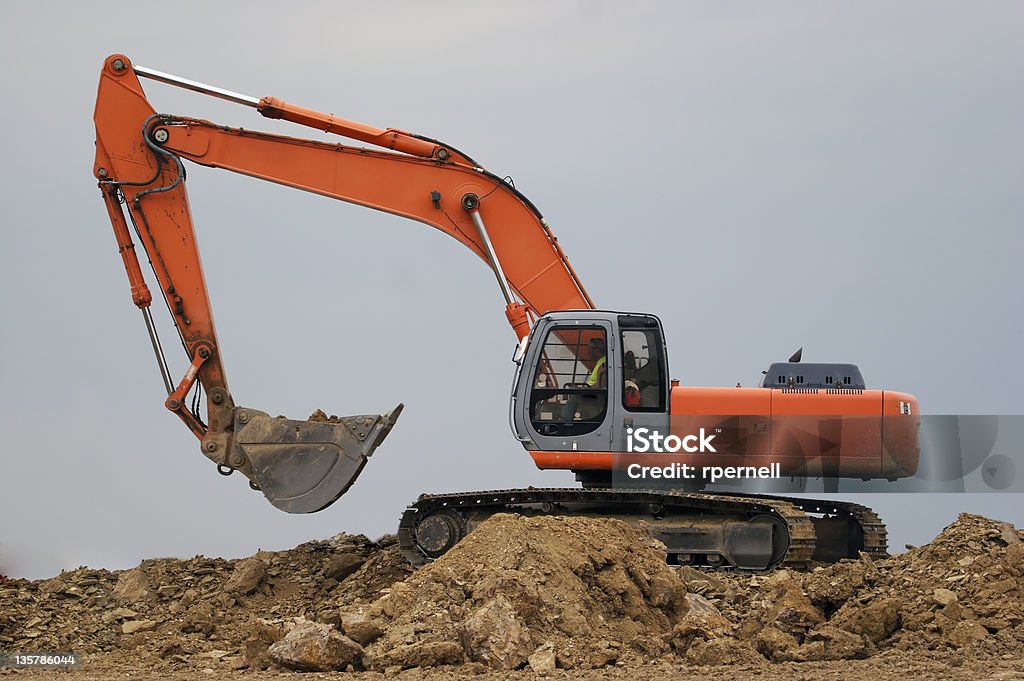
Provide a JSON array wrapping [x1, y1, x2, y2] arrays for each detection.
[[232, 404, 403, 514]]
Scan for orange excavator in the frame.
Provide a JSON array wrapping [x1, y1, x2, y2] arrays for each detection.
[[93, 55, 920, 570]]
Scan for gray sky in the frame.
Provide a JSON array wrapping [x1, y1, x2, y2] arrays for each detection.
[[1, 1, 1021, 578]]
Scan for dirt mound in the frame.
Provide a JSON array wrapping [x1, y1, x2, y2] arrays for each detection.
[[0, 532, 398, 668], [688, 513, 1024, 663], [359, 514, 689, 670], [828, 513, 1024, 652], [1, 512, 1022, 677]]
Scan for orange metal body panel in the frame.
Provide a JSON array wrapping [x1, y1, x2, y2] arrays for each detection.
[[670, 386, 772, 460], [530, 386, 920, 480], [769, 388, 882, 477], [156, 123, 592, 316], [881, 391, 921, 478], [93, 58, 229, 417]]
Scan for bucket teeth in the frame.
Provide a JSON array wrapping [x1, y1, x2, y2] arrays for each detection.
[[231, 404, 403, 514]]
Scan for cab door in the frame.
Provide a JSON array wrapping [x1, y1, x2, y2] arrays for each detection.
[[516, 319, 615, 452], [615, 316, 671, 452]]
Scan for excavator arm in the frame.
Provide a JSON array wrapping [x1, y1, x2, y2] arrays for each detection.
[[93, 54, 592, 513]]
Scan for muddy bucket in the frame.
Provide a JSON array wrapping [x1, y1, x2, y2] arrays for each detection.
[[228, 404, 403, 513]]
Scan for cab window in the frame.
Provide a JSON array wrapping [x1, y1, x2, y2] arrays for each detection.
[[529, 326, 607, 436], [621, 328, 665, 411]]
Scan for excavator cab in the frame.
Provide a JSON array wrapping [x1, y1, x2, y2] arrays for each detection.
[[513, 311, 670, 453]]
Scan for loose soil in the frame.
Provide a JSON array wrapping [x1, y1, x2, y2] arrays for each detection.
[[1, 512, 1022, 680]]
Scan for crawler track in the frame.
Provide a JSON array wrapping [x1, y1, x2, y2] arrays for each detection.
[[397, 488, 886, 571]]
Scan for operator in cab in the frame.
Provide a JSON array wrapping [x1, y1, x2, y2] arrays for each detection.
[[585, 337, 607, 388]]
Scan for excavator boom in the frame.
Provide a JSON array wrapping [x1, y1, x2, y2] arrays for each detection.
[[93, 54, 591, 512]]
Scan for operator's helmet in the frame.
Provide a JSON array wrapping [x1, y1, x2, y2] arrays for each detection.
[[624, 380, 641, 407]]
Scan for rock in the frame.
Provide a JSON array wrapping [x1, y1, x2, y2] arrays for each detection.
[[470, 570, 543, 619], [365, 640, 464, 670], [156, 585, 179, 598], [989, 578, 1017, 594], [121, 619, 157, 634], [38, 577, 66, 595], [586, 643, 619, 668], [858, 551, 880, 577], [647, 573, 683, 608], [242, 621, 284, 670], [946, 620, 989, 648], [753, 626, 799, 661], [102, 607, 138, 624], [938, 601, 962, 623], [999, 523, 1020, 545], [767, 586, 825, 635], [670, 594, 733, 653], [797, 625, 868, 661], [223, 557, 266, 595], [377, 580, 417, 618], [629, 633, 671, 658], [339, 611, 383, 646], [803, 561, 868, 610], [685, 592, 724, 616], [528, 644, 557, 673], [459, 594, 533, 669], [678, 566, 728, 592], [685, 638, 766, 666], [112, 568, 152, 604], [268, 620, 363, 672], [179, 602, 216, 637], [324, 554, 365, 582], [833, 597, 901, 643], [1004, 543, 1024, 576], [157, 637, 195, 659], [978, 616, 1011, 632], [933, 588, 958, 607]]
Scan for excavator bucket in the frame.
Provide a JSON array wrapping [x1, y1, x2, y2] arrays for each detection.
[[230, 404, 403, 514]]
